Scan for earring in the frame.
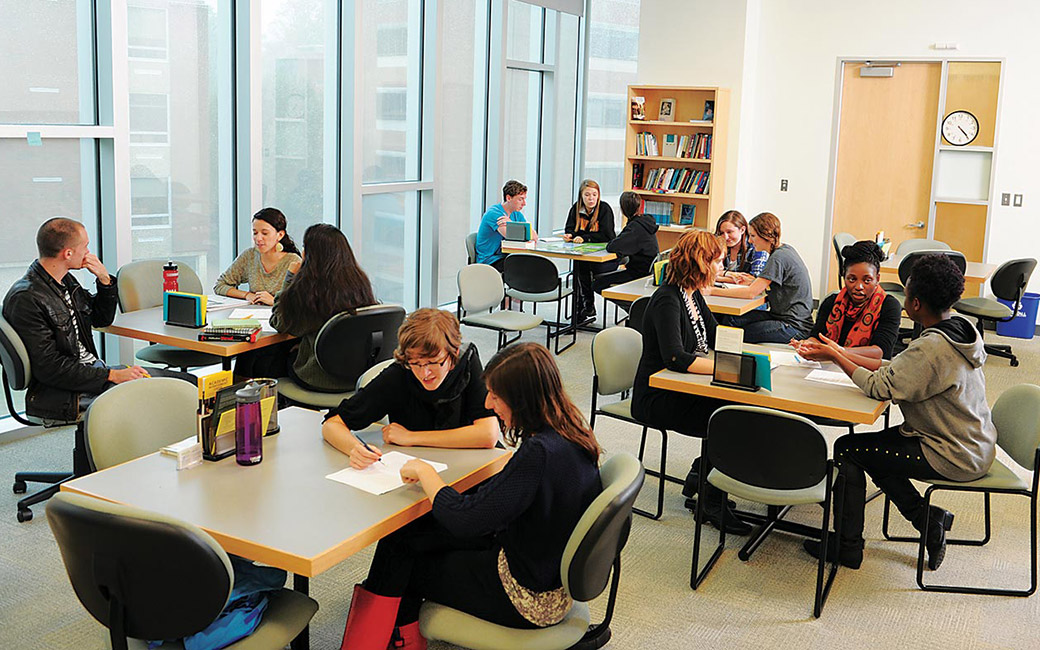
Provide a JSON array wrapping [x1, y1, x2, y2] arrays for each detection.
[[276, 242, 284, 253]]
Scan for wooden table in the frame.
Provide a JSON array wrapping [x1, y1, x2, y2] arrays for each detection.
[[62, 407, 511, 649], [601, 276, 767, 317], [102, 306, 294, 370], [501, 240, 618, 262]]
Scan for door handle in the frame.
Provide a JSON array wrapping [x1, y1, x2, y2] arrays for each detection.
[[905, 221, 925, 229]]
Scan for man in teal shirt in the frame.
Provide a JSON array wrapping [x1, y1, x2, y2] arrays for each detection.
[[475, 180, 538, 271]]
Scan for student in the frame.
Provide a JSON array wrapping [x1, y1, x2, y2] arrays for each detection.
[[475, 180, 538, 272], [630, 230, 748, 534], [791, 240, 902, 362], [213, 207, 302, 305], [335, 342, 601, 649], [564, 179, 617, 321], [715, 210, 767, 284], [321, 309, 501, 468], [591, 191, 660, 298], [802, 254, 996, 571], [270, 224, 376, 392], [709, 212, 814, 343], [2, 218, 193, 426]]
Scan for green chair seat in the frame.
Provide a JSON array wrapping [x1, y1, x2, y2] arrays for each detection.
[[955, 296, 1014, 320], [462, 311, 543, 332], [277, 378, 353, 409], [708, 468, 828, 506], [135, 344, 223, 369], [599, 399, 634, 421], [926, 459, 1028, 492], [505, 285, 573, 303], [419, 601, 589, 650]]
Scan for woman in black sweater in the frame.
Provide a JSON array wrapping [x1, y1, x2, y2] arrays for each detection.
[[564, 179, 617, 321], [321, 309, 500, 469], [631, 229, 749, 534], [337, 343, 602, 650]]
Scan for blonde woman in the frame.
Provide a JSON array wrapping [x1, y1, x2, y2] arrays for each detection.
[[564, 179, 617, 321]]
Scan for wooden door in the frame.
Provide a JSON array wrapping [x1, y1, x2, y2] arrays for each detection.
[[829, 62, 942, 292]]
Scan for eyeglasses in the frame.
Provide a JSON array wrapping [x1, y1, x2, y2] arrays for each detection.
[[406, 356, 450, 371]]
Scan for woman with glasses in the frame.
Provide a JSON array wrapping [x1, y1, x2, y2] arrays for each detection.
[[321, 308, 501, 468]]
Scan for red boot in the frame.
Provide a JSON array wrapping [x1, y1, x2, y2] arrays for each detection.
[[340, 584, 401, 650], [388, 621, 427, 650]]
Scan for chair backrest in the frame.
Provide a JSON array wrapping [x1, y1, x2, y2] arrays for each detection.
[[458, 264, 505, 313], [314, 305, 406, 385], [84, 377, 199, 471], [989, 258, 1037, 304], [626, 295, 651, 334], [897, 250, 966, 287], [707, 406, 828, 490], [561, 453, 644, 602], [503, 253, 560, 294], [832, 232, 856, 282], [356, 358, 395, 392], [117, 260, 205, 312], [654, 248, 672, 264], [991, 384, 1040, 471], [0, 313, 31, 391], [895, 238, 951, 256], [591, 327, 642, 396], [465, 232, 478, 265], [47, 492, 233, 647]]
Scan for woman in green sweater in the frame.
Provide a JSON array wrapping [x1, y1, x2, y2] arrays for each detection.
[[213, 207, 302, 305]]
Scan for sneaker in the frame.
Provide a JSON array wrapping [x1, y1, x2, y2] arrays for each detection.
[[803, 538, 863, 570]]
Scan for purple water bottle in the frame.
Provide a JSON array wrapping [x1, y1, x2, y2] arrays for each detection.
[[235, 383, 263, 466]]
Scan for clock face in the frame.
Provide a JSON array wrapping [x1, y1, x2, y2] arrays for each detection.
[[942, 110, 979, 146]]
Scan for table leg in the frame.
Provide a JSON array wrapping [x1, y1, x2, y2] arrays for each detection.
[[222, 357, 232, 371], [291, 574, 310, 650]]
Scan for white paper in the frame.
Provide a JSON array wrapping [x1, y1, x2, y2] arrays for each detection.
[[541, 236, 564, 242], [804, 369, 857, 388], [227, 307, 276, 333], [770, 350, 822, 369], [206, 295, 249, 311], [714, 325, 744, 354], [325, 451, 449, 495]]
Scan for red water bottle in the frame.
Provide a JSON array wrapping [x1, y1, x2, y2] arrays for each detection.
[[163, 261, 179, 292]]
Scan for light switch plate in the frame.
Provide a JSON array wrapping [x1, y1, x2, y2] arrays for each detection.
[[1001, 193, 1011, 206], [780, 179, 788, 192], [1014, 194, 1024, 207]]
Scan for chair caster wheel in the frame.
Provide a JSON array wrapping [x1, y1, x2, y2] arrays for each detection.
[[13, 480, 27, 494], [1010, 358, 1020, 367], [17, 509, 33, 523]]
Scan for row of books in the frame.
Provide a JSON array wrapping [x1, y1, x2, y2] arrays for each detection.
[[634, 132, 659, 156], [642, 199, 673, 225], [639, 168, 710, 195], [670, 133, 712, 159]]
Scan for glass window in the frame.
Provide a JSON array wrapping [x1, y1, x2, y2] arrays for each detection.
[[361, 0, 421, 184], [0, 138, 99, 419], [588, 24, 639, 61], [502, 69, 542, 227], [548, 11, 580, 233], [127, 0, 222, 287], [0, 0, 96, 124], [261, 0, 328, 244], [507, 0, 543, 63], [360, 192, 420, 306]]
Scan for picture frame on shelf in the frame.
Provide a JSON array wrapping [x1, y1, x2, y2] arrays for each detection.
[[658, 98, 676, 122], [702, 100, 714, 121], [631, 96, 646, 121], [679, 204, 696, 225]]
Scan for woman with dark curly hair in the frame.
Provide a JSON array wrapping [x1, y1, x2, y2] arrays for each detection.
[[802, 254, 996, 572]]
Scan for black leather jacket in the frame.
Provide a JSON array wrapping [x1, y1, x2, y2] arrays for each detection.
[[2, 261, 118, 421]]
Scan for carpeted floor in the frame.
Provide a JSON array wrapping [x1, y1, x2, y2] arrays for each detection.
[[1, 306, 1039, 649]]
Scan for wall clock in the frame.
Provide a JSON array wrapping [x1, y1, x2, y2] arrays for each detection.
[[942, 110, 979, 146]]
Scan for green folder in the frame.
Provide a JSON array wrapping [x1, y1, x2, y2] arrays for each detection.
[[746, 351, 771, 391]]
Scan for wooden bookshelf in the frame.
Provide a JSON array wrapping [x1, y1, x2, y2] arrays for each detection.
[[626, 85, 729, 250]]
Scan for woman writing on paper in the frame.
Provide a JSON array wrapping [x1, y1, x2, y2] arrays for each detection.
[[563, 179, 617, 321], [336, 342, 601, 649], [213, 207, 302, 306], [801, 255, 995, 572], [709, 212, 814, 343], [631, 230, 748, 534], [791, 240, 902, 362], [321, 309, 500, 469], [270, 224, 377, 391], [715, 210, 768, 285]]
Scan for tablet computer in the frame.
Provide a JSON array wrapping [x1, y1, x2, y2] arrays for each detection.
[[711, 350, 759, 392]]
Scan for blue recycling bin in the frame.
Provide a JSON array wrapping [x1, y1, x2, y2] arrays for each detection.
[[996, 292, 1040, 339]]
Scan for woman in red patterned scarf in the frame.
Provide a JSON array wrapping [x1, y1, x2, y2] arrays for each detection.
[[792, 240, 902, 361]]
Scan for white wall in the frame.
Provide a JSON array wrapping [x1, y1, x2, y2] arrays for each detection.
[[640, 0, 1040, 296]]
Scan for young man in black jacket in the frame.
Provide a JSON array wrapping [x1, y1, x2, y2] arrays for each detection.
[[2, 218, 191, 424], [592, 191, 660, 303]]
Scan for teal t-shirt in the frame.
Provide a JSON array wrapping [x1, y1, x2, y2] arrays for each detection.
[[475, 204, 527, 265]]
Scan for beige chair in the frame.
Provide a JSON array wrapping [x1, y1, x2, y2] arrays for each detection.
[[457, 264, 543, 351]]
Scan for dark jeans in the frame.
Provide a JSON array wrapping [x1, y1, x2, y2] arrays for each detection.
[[365, 515, 536, 629], [574, 259, 618, 313], [832, 427, 944, 548], [723, 310, 807, 344]]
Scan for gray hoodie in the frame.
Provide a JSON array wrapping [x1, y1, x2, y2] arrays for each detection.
[[851, 315, 996, 481]]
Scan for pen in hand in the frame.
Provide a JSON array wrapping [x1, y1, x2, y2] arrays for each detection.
[[355, 434, 384, 465]]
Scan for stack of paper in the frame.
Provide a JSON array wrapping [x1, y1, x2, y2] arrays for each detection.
[[326, 451, 449, 495], [804, 369, 857, 388], [228, 307, 275, 333], [770, 350, 822, 369]]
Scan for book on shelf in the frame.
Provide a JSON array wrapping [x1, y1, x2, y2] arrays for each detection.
[[662, 134, 678, 158], [639, 168, 711, 195], [703, 100, 715, 121], [631, 162, 644, 189], [679, 204, 696, 225], [675, 133, 712, 159], [631, 96, 646, 120], [635, 131, 658, 156]]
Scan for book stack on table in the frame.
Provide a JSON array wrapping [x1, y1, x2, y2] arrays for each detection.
[[199, 319, 262, 342]]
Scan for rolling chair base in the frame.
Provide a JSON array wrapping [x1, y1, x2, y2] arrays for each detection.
[[16, 476, 74, 522], [984, 343, 1019, 367]]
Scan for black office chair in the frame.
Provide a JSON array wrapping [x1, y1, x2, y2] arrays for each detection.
[[503, 253, 575, 354], [954, 258, 1037, 367], [0, 314, 87, 523], [832, 232, 856, 286], [625, 295, 651, 334], [277, 305, 406, 409], [892, 250, 967, 346], [47, 491, 318, 649], [691, 406, 840, 618]]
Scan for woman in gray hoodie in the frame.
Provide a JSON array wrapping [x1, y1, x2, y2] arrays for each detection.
[[799, 254, 996, 571]]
